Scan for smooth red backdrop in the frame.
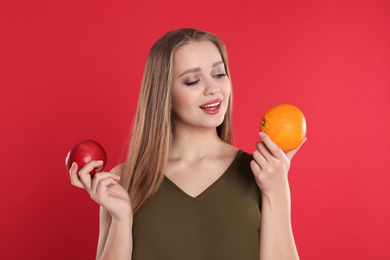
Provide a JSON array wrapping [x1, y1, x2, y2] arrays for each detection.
[[1, 0, 389, 259]]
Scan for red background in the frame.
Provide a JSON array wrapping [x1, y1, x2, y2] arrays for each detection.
[[1, 0, 389, 259]]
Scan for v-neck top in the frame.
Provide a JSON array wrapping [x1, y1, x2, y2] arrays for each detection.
[[132, 150, 261, 260]]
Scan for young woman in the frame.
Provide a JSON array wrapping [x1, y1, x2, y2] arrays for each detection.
[[69, 28, 305, 260]]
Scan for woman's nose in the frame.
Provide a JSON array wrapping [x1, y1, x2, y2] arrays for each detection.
[[205, 87, 219, 95], [203, 80, 220, 95]]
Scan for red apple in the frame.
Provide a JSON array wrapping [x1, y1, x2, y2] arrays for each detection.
[[65, 140, 107, 177]]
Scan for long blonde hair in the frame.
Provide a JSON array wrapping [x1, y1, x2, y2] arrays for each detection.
[[121, 28, 234, 213]]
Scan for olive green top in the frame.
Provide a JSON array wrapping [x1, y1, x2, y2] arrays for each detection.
[[132, 150, 261, 260]]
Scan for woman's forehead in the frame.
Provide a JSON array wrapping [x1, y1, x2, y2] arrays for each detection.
[[173, 41, 223, 72]]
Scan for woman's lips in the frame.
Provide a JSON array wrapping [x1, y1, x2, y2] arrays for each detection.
[[200, 98, 223, 107], [199, 100, 222, 115]]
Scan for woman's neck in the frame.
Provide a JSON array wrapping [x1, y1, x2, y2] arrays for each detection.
[[169, 125, 227, 161]]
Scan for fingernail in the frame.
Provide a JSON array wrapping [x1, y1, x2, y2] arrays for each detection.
[[259, 132, 265, 138]]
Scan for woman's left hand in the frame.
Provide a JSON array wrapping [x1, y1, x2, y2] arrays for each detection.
[[250, 132, 307, 198]]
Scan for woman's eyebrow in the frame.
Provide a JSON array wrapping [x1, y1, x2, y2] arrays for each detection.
[[212, 60, 224, 68], [179, 67, 201, 77], [179, 60, 224, 78]]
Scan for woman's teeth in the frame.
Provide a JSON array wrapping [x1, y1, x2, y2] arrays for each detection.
[[200, 102, 220, 108]]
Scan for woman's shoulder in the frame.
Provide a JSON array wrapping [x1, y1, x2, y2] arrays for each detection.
[[110, 163, 125, 176], [231, 149, 254, 172], [222, 143, 252, 160], [223, 145, 253, 168], [238, 149, 254, 160]]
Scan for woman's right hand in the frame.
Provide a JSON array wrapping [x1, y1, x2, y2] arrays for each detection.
[[69, 160, 132, 221]]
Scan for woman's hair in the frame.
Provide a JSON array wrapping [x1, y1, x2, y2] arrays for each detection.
[[121, 28, 233, 213]]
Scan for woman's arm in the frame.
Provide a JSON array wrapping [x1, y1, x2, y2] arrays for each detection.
[[258, 186, 299, 260], [250, 132, 305, 260], [96, 206, 133, 260], [95, 164, 133, 259], [69, 162, 133, 260]]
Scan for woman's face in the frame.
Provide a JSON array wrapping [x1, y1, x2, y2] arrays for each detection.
[[171, 40, 231, 131]]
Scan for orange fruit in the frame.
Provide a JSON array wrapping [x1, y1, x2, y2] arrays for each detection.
[[260, 104, 306, 152]]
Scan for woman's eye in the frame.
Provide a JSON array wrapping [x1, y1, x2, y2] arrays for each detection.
[[185, 80, 200, 86], [215, 73, 227, 78]]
